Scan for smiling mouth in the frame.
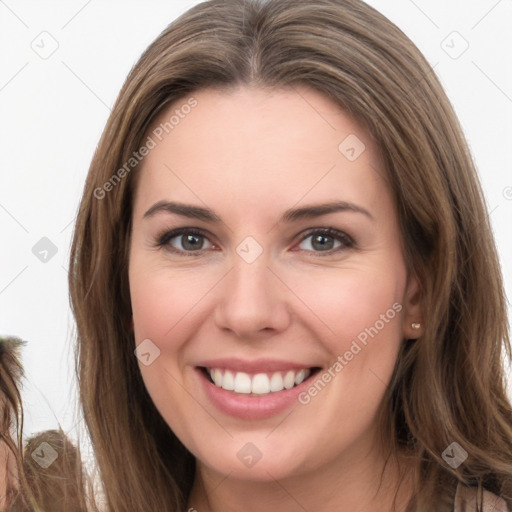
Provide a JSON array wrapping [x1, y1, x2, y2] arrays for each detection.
[[199, 366, 321, 396]]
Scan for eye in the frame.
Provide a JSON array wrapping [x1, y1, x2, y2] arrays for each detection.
[[295, 227, 354, 254], [154, 226, 354, 256], [156, 227, 215, 255]]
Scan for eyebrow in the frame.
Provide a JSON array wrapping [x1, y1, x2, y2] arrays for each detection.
[[143, 200, 374, 223]]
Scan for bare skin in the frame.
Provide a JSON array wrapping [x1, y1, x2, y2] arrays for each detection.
[[128, 85, 422, 511], [0, 434, 18, 508]]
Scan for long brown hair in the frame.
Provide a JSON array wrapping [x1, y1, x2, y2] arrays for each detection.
[[68, 0, 512, 510], [0, 337, 24, 509], [9, 429, 93, 512], [1, 337, 96, 512]]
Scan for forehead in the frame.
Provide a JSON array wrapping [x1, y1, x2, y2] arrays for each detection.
[[134, 85, 388, 221]]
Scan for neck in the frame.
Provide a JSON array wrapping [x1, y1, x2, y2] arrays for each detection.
[[187, 440, 415, 512]]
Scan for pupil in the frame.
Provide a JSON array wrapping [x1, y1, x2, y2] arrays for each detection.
[[183, 234, 201, 250], [313, 234, 333, 251]]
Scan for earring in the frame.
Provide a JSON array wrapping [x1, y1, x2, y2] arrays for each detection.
[[411, 322, 421, 330]]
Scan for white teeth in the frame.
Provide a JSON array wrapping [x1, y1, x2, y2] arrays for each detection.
[[251, 373, 270, 394], [212, 368, 223, 387], [269, 372, 284, 392], [283, 370, 295, 389], [294, 369, 307, 385], [206, 368, 312, 395], [234, 372, 252, 394], [223, 370, 235, 391]]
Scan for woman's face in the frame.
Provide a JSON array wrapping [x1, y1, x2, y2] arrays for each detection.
[[128, 85, 421, 481]]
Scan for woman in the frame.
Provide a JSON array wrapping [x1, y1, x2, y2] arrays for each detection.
[[68, 0, 512, 510]]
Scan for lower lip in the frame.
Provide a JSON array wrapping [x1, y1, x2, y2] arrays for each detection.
[[197, 368, 317, 420]]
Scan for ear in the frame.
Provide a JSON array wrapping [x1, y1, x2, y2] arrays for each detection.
[[402, 273, 423, 340]]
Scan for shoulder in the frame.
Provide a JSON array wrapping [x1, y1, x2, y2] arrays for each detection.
[[454, 482, 509, 512]]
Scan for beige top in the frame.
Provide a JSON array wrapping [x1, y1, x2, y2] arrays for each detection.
[[454, 483, 509, 512]]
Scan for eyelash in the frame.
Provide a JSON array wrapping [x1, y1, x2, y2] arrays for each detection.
[[154, 226, 355, 257]]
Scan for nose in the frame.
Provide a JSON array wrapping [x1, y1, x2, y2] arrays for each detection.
[[213, 251, 291, 339]]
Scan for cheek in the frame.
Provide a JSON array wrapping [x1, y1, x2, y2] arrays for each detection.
[[129, 262, 206, 443], [288, 267, 405, 445], [129, 261, 216, 342], [130, 271, 176, 341], [289, 261, 406, 424], [294, 263, 405, 351]]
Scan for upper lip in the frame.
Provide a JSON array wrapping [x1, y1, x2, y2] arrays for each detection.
[[196, 358, 319, 373]]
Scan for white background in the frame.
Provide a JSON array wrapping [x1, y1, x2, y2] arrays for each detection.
[[1, 0, 511, 457]]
